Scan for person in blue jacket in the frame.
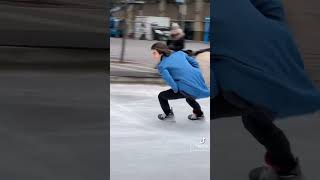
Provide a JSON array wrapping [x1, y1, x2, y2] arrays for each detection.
[[150, 42, 210, 121], [212, 0, 320, 179]]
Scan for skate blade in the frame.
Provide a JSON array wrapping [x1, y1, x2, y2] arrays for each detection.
[[188, 116, 205, 121], [158, 117, 175, 121]]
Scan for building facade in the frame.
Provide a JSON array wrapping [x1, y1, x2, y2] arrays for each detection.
[[111, 0, 210, 41]]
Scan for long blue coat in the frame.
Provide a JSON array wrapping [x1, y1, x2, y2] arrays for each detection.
[[211, 0, 320, 118], [157, 51, 210, 99]]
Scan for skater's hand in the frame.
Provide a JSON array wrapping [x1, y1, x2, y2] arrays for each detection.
[[158, 66, 179, 92]]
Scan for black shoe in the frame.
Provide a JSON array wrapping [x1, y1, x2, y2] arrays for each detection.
[[249, 158, 304, 180], [188, 113, 205, 120], [158, 108, 174, 120]]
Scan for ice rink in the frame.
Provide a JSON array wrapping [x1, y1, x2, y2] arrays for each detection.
[[110, 84, 210, 180]]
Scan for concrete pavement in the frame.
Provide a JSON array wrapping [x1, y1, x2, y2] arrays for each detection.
[[110, 58, 163, 84]]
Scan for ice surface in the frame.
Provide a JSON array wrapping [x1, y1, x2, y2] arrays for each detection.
[[110, 84, 210, 180]]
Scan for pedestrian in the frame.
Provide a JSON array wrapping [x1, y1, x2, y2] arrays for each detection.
[[166, 23, 185, 52], [151, 42, 210, 120], [212, 0, 320, 180]]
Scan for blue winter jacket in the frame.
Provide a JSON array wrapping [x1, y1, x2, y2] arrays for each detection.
[[157, 51, 210, 99], [212, 0, 320, 118]]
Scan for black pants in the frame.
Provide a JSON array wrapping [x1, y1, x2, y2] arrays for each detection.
[[212, 92, 296, 172], [158, 89, 203, 116]]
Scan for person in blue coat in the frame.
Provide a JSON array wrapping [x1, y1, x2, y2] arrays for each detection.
[[212, 0, 320, 179], [150, 42, 210, 121]]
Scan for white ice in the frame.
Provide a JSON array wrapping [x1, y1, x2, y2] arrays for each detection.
[[110, 84, 210, 180]]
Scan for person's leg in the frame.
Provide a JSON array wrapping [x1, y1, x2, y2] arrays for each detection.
[[242, 109, 297, 174], [186, 97, 203, 116], [158, 89, 185, 115], [221, 92, 297, 174], [211, 93, 243, 119]]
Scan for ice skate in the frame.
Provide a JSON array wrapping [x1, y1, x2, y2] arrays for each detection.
[[158, 108, 174, 120], [249, 158, 304, 180], [188, 113, 205, 120]]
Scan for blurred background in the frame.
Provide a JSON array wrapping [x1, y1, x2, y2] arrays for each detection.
[[0, 1, 108, 180], [110, 0, 210, 84], [283, 0, 320, 87], [110, 0, 210, 41]]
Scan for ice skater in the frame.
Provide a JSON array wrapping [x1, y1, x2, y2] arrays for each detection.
[[212, 0, 320, 179], [150, 42, 210, 121]]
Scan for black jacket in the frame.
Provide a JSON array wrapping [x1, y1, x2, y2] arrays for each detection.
[[166, 37, 185, 52]]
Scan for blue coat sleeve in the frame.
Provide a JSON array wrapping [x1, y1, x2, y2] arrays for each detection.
[[250, 0, 286, 22], [158, 66, 179, 93], [184, 53, 200, 68]]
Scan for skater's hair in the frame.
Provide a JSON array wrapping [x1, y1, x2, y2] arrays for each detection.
[[151, 42, 172, 58]]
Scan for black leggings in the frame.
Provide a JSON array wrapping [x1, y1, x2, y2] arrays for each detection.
[[158, 89, 203, 116], [212, 92, 296, 171]]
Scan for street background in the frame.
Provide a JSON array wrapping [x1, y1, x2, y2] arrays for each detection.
[[110, 0, 210, 84]]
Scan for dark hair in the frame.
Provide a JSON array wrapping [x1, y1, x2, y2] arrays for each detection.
[[151, 42, 172, 57]]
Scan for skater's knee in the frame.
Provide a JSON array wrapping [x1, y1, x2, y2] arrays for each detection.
[[186, 97, 196, 103], [242, 113, 254, 130], [241, 110, 262, 131], [158, 91, 166, 100], [158, 92, 163, 100]]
